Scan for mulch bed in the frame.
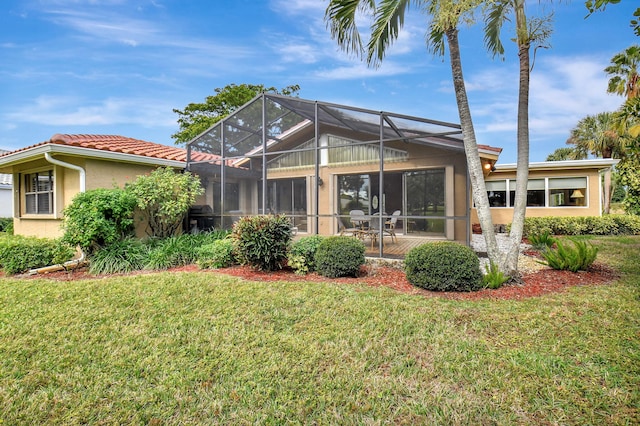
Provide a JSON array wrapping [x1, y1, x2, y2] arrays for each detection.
[[12, 258, 620, 301]]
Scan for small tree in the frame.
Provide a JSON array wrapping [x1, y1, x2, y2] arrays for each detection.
[[62, 188, 137, 253], [126, 167, 204, 238]]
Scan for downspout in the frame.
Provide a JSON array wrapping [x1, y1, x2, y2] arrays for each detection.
[[27, 153, 87, 275], [44, 152, 86, 192]]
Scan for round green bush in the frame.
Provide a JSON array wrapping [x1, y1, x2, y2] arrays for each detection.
[[314, 236, 365, 278], [404, 242, 482, 292], [288, 235, 324, 274], [197, 238, 237, 269]]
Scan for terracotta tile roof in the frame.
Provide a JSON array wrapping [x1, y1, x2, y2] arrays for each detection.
[[0, 134, 218, 163], [478, 144, 503, 154]]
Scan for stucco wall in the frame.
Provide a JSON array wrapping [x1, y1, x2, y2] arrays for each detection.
[[11, 156, 165, 239], [471, 167, 603, 227]]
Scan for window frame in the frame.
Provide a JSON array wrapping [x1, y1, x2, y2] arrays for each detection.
[[484, 176, 589, 208], [20, 168, 56, 217]]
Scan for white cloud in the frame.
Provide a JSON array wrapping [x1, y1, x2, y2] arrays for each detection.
[[6, 95, 176, 127]]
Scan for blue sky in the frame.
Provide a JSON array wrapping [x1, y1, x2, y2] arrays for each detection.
[[1, 0, 637, 163]]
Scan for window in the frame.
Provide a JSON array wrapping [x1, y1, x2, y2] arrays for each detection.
[[486, 177, 588, 208], [486, 180, 506, 207], [509, 179, 545, 207], [549, 177, 587, 207], [24, 171, 54, 214]]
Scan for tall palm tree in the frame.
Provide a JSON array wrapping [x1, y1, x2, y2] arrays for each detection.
[[567, 112, 622, 213], [325, 0, 503, 270], [605, 45, 640, 100], [325, 0, 550, 276], [483, 0, 551, 273]]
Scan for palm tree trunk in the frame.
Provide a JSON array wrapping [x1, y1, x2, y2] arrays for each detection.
[[444, 28, 502, 267], [504, 0, 531, 276]]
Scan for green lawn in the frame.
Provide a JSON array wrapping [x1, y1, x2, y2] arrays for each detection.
[[0, 236, 638, 425]]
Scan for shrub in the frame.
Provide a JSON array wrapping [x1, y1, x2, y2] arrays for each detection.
[[0, 218, 13, 234], [539, 237, 598, 272], [0, 235, 75, 275], [315, 236, 365, 278], [482, 260, 509, 289], [144, 231, 229, 270], [125, 167, 204, 238], [405, 242, 483, 292], [521, 215, 640, 237], [528, 230, 556, 250], [197, 238, 237, 269], [88, 237, 148, 274], [288, 235, 324, 275], [62, 188, 137, 253], [232, 215, 292, 271]]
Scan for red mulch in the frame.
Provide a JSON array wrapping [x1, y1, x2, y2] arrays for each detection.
[[11, 259, 619, 301]]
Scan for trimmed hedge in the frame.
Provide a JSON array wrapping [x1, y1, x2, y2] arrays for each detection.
[[0, 235, 75, 275], [405, 242, 483, 292], [520, 215, 640, 237], [288, 235, 324, 275], [315, 236, 365, 278], [197, 238, 237, 269]]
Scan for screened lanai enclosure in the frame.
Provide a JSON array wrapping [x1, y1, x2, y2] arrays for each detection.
[[186, 94, 497, 258]]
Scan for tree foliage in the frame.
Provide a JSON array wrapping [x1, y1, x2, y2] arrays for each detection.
[[125, 167, 204, 238], [546, 147, 583, 161], [585, 1, 640, 37], [172, 83, 300, 145], [62, 188, 137, 253]]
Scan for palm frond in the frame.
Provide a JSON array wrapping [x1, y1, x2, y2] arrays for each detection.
[[366, 0, 411, 66], [325, 0, 376, 58], [483, 1, 510, 58]]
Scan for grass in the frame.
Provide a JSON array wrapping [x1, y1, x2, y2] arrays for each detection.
[[0, 236, 638, 424]]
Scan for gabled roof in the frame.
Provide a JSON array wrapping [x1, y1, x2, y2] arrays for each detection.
[[0, 134, 218, 169]]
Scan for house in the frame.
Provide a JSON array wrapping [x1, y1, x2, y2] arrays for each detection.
[[0, 96, 616, 258], [0, 134, 214, 238], [0, 149, 13, 218], [474, 159, 619, 231], [186, 93, 501, 257]]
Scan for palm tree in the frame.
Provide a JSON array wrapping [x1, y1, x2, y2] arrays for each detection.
[[483, 0, 551, 273], [605, 45, 640, 100], [325, 0, 551, 276], [325, 0, 503, 270], [546, 147, 586, 161], [567, 112, 622, 213]]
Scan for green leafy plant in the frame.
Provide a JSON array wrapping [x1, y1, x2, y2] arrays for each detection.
[[288, 235, 324, 275], [528, 230, 556, 250], [314, 236, 365, 278], [232, 215, 292, 271], [62, 188, 137, 253], [0, 217, 13, 234], [88, 237, 148, 274], [521, 215, 640, 237], [0, 235, 75, 275], [196, 238, 237, 269], [539, 237, 599, 272], [405, 242, 483, 292], [482, 260, 509, 289], [125, 167, 204, 238]]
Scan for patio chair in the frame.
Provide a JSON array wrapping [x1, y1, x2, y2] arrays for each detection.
[[349, 210, 367, 230], [336, 214, 359, 237], [384, 210, 401, 243]]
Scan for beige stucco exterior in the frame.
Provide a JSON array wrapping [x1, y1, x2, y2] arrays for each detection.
[[471, 159, 617, 227], [0, 148, 184, 239]]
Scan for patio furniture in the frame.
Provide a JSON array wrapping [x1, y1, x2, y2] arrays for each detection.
[[385, 210, 401, 243], [336, 214, 359, 237]]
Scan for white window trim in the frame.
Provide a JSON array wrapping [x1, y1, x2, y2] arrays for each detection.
[[486, 176, 590, 208], [19, 167, 58, 219]]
